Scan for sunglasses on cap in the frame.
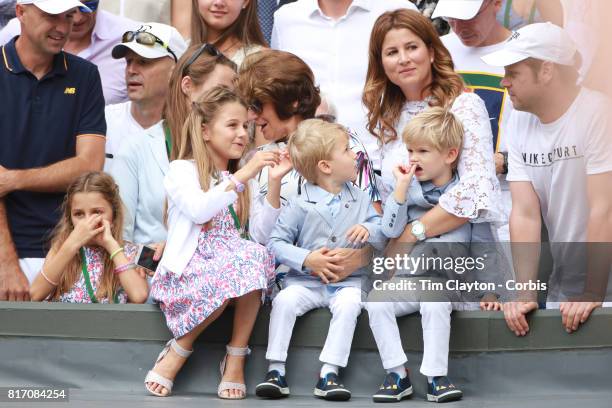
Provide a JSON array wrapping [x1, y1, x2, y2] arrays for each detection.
[[79, 0, 99, 13], [121, 30, 178, 62], [182, 43, 228, 75]]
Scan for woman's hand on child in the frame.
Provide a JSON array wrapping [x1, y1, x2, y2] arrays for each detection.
[[235, 150, 280, 183], [304, 247, 344, 284], [66, 214, 105, 251], [393, 163, 416, 185], [327, 247, 373, 281], [346, 224, 370, 244]]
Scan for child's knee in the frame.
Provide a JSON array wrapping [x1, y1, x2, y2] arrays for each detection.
[[330, 297, 362, 318], [420, 301, 452, 317], [272, 288, 304, 315], [365, 302, 395, 322]]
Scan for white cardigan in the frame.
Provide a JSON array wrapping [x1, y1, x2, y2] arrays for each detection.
[[158, 160, 281, 276]]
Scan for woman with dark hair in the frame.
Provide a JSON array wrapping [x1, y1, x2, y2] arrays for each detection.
[[237, 48, 378, 293], [190, 0, 267, 66], [238, 48, 380, 206]]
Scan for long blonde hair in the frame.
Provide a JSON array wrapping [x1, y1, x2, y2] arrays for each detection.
[[165, 44, 237, 161], [363, 9, 465, 142], [48, 172, 125, 301], [176, 86, 251, 227], [190, 0, 267, 48]]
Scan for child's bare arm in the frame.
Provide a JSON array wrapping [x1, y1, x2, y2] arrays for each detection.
[[98, 220, 148, 304], [30, 214, 104, 301]]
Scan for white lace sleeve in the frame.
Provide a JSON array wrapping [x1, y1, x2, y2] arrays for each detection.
[[442, 92, 505, 223]]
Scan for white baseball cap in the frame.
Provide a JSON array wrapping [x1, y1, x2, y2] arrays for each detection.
[[112, 23, 188, 62], [482, 22, 578, 67], [432, 0, 485, 20], [17, 0, 90, 14]]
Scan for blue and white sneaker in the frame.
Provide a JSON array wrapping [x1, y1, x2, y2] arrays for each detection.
[[255, 370, 290, 398], [427, 376, 463, 403], [372, 372, 413, 402], [314, 372, 351, 401]]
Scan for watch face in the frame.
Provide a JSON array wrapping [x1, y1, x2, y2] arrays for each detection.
[[412, 223, 425, 235]]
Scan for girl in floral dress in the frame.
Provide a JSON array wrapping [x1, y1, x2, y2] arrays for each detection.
[[29, 172, 149, 304], [145, 86, 285, 399]]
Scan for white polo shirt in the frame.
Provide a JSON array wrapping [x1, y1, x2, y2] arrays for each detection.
[[271, 0, 417, 167]]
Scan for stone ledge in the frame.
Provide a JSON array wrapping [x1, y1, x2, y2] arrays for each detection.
[[2, 302, 612, 351]]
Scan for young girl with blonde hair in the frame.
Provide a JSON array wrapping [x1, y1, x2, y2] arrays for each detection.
[[145, 86, 283, 399], [29, 172, 149, 304]]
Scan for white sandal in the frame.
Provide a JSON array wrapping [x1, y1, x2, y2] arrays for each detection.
[[217, 344, 251, 399], [144, 339, 193, 397]]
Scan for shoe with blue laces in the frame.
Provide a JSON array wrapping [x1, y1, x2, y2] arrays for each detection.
[[255, 370, 290, 398], [314, 372, 351, 401], [427, 376, 463, 403], [372, 372, 413, 402]]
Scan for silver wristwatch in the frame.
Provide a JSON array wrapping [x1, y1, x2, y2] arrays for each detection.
[[411, 220, 427, 241]]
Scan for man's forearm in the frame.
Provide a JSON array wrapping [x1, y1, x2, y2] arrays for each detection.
[[509, 211, 541, 301], [0, 200, 20, 265], [11, 155, 103, 193], [583, 211, 612, 299]]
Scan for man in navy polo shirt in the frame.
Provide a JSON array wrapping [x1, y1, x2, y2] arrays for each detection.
[[0, 0, 106, 301]]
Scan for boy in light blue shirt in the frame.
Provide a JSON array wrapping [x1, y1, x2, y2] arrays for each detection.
[[256, 119, 386, 401], [367, 107, 466, 403]]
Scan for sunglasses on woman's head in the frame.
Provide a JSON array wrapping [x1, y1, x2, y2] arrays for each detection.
[[79, 0, 99, 13], [122, 30, 178, 62], [182, 43, 225, 75]]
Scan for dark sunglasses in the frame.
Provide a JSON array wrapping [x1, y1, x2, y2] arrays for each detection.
[[315, 113, 336, 123], [182, 43, 225, 75], [122, 30, 177, 62], [79, 0, 100, 13], [248, 99, 263, 115]]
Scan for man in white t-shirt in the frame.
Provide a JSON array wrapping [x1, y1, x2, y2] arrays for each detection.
[[483, 23, 612, 335], [104, 22, 187, 172], [271, 0, 417, 167], [433, 0, 514, 240]]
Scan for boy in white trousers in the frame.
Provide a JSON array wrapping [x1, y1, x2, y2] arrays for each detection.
[[256, 119, 386, 401], [366, 108, 466, 403]]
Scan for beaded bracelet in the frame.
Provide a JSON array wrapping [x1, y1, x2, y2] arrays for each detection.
[[109, 247, 124, 261], [114, 263, 136, 275], [40, 268, 58, 286]]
